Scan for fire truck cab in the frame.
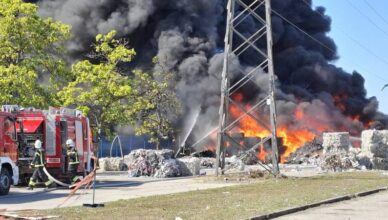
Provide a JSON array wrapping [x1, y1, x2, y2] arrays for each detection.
[[0, 105, 95, 195], [0, 111, 19, 195]]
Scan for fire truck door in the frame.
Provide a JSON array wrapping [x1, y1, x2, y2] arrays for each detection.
[[3, 118, 17, 162], [75, 121, 83, 167], [59, 120, 68, 173]]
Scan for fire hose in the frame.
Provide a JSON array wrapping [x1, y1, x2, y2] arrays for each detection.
[[43, 156, 98, 188], [43, 167, 70, 187]]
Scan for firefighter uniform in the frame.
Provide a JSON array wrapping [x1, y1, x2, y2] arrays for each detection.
[[28, 140, 53, 190], [66, 139, 80, 184]]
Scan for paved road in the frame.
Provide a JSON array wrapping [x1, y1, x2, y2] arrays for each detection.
[[0, 174, 236, 211], [275, 190, 388, 220], [0, 165, 320, 212]]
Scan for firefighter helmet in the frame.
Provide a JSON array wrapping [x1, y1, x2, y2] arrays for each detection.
[[35, 139, 42, 149], [66, 139, 75, 148]]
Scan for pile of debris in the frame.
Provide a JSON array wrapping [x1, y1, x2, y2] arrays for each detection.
[[320, 132, 361, 171], [99, 149, 201, 178], [287, 132, 368, 171], [126, 149, 176, 177], [200, 157, 216, 168], [286, 130, 388, 171], [320, 130, 388, 171], [225, 156, 245, 173], [238, 150, 259, 165], [286, 139, 323, 165]]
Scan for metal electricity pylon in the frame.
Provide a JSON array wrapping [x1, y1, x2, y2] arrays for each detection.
[[215, 0, 279, 176]]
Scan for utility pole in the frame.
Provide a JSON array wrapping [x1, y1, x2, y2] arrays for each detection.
[[265, 0, 280, 175], [216, 0, 280, 176], [215, 0, 234, 176]]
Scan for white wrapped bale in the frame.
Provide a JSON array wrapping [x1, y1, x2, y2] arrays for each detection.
[[200, 158, 216, 168], [98, 158, 110, 172], [372, 157, 388, 170], [176, 157, 201, 176], [98, 157, 124, 171], [154, 159, 180, 178], [126, 149, 179, 177], [361, 130, 388, 158], [322, 132, 350, 154], [225, 156, 245, 172]]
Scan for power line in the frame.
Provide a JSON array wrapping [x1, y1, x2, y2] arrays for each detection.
[[297, 0, 388, 82], [363, 0, 388, 27], [271, 9, 336, 54], [345, 0, 388, 38]]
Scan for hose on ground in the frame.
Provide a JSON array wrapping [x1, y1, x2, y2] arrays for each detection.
[[43, 167, 70, 187]]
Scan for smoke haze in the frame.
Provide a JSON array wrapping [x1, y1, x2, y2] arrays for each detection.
[[29, 0, 388, 149]]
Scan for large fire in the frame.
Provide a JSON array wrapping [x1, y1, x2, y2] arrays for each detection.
[[229, 104, 316, 162], [227, 93, 372, 163]]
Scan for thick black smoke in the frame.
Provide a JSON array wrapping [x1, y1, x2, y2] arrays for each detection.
[[30, 0, 388, 146]]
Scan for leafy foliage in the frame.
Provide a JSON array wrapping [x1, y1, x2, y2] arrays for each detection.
[[0, 0, 70, 107], [60, 31, 181, 144], [133, 58, 181, 148], [59, 30, 145, 137]]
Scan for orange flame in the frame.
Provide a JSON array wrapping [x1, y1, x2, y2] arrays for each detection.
[[202, 92, 372, 163], [229, 103, 316, 162], [257, 145, 266, 161], [333, 94, 348, 112]]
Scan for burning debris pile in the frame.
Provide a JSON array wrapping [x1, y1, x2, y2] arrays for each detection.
[[30, 0, 388, 162], [98, 128, 388, 178], [286, 139, 323, 165], [286, 132, 359, 170], [288, 132, 358, 171], [286, 130, 388, 171]]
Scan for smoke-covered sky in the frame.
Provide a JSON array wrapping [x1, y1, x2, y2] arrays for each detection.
[[314, 0, 388, 114], [29, 0, 388, 147]]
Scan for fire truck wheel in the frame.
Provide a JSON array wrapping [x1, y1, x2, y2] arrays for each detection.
[[0, 168, 11, 195]]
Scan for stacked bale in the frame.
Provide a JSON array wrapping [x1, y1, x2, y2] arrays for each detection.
[[322, 132, 350, 154], [321, 132, 360, 171], [176, 157, 201, 176], [99, 157, 126, 171], [361, 130, 388, 170]]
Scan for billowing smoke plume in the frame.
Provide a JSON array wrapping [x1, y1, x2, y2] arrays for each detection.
[[29, 0, 388, 149]]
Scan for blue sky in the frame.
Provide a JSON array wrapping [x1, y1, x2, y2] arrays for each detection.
[[313, 0, 388, 114]]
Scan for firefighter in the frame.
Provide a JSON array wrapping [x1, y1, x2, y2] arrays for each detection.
[[27, 139, 53, 190], [66, 139, 80, 184]]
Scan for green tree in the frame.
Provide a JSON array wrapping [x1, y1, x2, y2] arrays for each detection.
[[59, 31, 151, 138], [0, 0, 70, 107], [133, 58, 181, 149], [61, 30, 181, 148]]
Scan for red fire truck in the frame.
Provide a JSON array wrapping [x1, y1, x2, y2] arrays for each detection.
[[0, 105, 95, 195]]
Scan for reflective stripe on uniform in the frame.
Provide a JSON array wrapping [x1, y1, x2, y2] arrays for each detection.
[[31, 151, 44, 167], [34, 151, 44, 167], [28, 179, 36, 186], [45, 179, 53, 186], [68, 149, 80, 165]]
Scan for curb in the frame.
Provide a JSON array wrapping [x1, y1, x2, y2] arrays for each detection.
[[249, 187, 388, 220]]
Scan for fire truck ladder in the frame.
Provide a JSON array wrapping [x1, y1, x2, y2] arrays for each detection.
[[216, 0, 280, 176]]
